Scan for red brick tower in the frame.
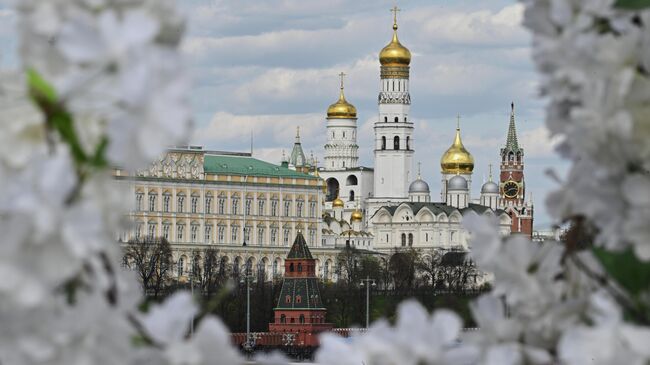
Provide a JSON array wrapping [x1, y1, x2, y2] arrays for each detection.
[[268, 232, 332, 346], [499, 103, 533, 236]]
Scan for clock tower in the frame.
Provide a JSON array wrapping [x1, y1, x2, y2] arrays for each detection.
[[499, 103, 533, 236]]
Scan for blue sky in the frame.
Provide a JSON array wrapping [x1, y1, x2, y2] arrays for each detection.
[[0, 1, 567, 228]]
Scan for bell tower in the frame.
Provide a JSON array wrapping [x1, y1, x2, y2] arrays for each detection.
[[372, 6, 414, 202], [499, 103, 533, 236]]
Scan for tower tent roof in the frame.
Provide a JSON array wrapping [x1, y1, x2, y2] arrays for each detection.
[[505, 102, 522, 153], [289, 127, 307, 167], [287, 232, 313, 259]]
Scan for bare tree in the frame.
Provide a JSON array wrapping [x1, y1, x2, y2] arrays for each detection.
[[122, 237, 173, 298], [418, 249, 483, 292], [388, 248, 420, 292]]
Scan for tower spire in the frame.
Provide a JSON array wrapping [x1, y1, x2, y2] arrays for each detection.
[[506, 102, 520, 151], [488, 163, 493, 181], [296, 126, 300, 142], [417, 161, 422, 179]]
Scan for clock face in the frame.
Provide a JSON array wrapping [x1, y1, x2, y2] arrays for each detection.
[[503, 181, 519, 198]]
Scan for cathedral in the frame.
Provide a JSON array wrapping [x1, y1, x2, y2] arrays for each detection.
[[289, 8, 533, 254]]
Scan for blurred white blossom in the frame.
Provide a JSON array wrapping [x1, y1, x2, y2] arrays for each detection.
[[316, 300, 472, 365]]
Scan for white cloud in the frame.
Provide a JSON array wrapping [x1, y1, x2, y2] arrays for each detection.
[[519, 126, 562, 158], [411, 3, 526, 46], [193, 111, 325, 149]]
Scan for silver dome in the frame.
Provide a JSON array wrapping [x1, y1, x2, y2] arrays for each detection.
[[481, 181, 499, 194], [448, 175, 468, 190], [409, 178, 430, 193]]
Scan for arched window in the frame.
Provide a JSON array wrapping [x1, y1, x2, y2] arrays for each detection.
[[191, 193, 199, 213], [405, 117, 407, 123], [349, 190, 355, 201], [299, 314, 305, 324], [289, 263, 294, 272], [346, 175, 358, 186], [285, 295, 291, 303], [509, 152, 515, 162], [394, 136, 400, 150], [178, 257, 184, 276], [163, 192, 171, 212], [394, 116, 398, 123], [401, 233, 406, 246], [516, 151, 522, 162], [408, 233, 413, 246], [324, 261, 330, 279], [280, 314, 286, 323], [296, 295, 302, 304], [381, 136, 386, 150], [177, 192, 185, 213], [406, 136, 410, 150], [298, 263, 302, 272], [148, 192, 157, 212], [384, 116, 388, 123]]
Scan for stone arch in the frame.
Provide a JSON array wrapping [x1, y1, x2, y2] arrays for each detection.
[[346, 175, 358, 186], [393, 136, 400, 150], [326, 178, 340, 201]]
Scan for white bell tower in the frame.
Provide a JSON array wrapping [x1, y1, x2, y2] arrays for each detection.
[[373, 6, 413, 201], [324, 72, 359, 171]]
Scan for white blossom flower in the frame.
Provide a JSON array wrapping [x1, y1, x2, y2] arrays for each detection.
[[558, 292, 650, 365], [316, 300, 469, 365]]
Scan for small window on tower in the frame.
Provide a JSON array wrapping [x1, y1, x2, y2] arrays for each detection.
[[384, 116, 388, 123], [296, 295, 302, 303], [343, 131, 346, 138], [394, 117, 398, 123], [285, 295, 291, 303]]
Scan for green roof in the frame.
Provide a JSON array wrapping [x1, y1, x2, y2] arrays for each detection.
[[204, 155, 317, 179], [287, 232, 313, 259], [275, 277, 324, 310]]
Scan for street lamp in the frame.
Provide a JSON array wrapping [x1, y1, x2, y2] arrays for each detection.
[[240, 273, 256, 353], [359, 276, 376, 328]]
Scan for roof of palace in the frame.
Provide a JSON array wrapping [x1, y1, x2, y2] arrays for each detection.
[[203, 154, 317, 179], [287, 232, 314, 259], [379, 202, 507, 217]]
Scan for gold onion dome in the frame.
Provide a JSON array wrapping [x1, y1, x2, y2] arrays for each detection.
[[441, 125, 474, 174], [327, 73, 357, 119], [379, 23, 411, 66], [351, 209, 363, 222], [332, 197, 344, 208]]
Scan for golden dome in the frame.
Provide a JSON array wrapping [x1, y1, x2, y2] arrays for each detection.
[[332, 197, 344, 208], [441, 127, 474, 174], [327, 87, 357, 119], [379, 24, 411, 67], [351, 209, 363, 222]]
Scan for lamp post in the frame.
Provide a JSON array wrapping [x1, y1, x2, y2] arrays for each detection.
[[240, 273, 256, 353], [359, 276, 376, 328]]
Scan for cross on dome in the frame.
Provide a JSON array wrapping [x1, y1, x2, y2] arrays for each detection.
[[391, 5, 401, 30], [338, 71, 346, 90]]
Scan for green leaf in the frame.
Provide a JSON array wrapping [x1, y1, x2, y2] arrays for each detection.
[[614, 0, 650, 9], [27, 68, 57, 104], [593, 247, 650, 295], [90, 136, 109, 168]]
